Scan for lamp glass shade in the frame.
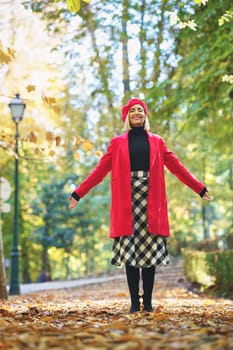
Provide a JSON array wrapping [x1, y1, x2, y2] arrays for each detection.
[[9, 94, 26, 122]]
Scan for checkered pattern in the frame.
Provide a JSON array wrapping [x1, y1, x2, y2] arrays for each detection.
[[111, 171, 169, 268]]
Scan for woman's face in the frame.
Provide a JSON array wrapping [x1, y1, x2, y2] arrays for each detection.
[[129, 104, 146, 127]]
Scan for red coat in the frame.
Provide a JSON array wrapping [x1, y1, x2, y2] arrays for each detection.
[[74, 132, 205, 238]]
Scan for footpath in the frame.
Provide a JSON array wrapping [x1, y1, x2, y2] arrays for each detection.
[[15, 258, 185, 295]]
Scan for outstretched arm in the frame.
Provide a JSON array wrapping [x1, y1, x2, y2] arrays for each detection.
[[68, 139, 113, 208], [161, 138, 210, 199]]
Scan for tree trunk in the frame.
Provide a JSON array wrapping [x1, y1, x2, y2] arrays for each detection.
[[41, 245, 51, 279], [122, 0, 131, 102], [0, 224, 8, 300], [20, 224, 31, 283], [202, 205, 210, 239], [139, 0, 147, 91], [85, 4, 119, 132], [152, 0, 167, 82], [64, 254, 70, 280]]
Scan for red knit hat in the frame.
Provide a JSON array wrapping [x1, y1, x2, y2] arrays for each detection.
[[121, 98, 149, 122], [121, 98, 148, 122]]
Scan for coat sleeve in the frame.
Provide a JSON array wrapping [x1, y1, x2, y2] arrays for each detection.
[[73, 139, 113, 198], [161, 138, 206, 195]]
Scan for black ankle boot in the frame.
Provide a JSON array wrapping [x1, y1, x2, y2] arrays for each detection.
[[142, 295, 153, 312], [142, 266, 156, 312], [130, 296, 141, 313], [126, 265, 141, 313]]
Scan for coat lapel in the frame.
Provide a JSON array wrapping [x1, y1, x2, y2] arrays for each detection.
[[147, 132, 157, 169]]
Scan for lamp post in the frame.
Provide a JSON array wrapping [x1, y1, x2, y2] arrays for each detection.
[[8, 93, 26, 295]]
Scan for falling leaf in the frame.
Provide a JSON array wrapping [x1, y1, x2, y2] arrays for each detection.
[[28, 131, 37, 143], [26, 85, 36, 93], [42, 96, 56, 105], [52, 105, 61, 113], [0, 42, 15, 65], [45, 132, 54, 142], [48, 149, 56, 157], [55, 136, 61, 146], [34, 147, 43, 156]]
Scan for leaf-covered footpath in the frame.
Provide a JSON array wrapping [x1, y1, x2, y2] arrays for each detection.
[[0, 276, 232, 350]]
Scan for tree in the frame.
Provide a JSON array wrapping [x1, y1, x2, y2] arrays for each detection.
[[0, 222, 8, 299], [31, 173, 79, 279]]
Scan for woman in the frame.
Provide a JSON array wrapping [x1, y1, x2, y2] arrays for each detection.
[[69, 98, 210, 313]]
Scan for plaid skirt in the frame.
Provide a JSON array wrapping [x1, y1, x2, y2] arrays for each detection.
[[111, 170, 169, 268]]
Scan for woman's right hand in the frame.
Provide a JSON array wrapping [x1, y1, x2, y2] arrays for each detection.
[[68, 196, 78, 209]]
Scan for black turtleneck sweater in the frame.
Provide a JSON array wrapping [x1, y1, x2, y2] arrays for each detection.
[[128, 127, 150, 171]]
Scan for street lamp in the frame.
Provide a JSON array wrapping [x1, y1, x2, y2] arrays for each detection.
[[8, 93, 26, 295]]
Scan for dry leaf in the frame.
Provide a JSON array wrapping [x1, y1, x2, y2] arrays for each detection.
[[26, 85, 36, 92], [45, 132, 54, 142], [42, 96, 56, 105], [52, 105, 61, 113], [48, 149, 56, 157], [28, 131, 37, 143], [55, 136, 61, 146]]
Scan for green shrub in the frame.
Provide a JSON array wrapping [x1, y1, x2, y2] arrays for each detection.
[[182, 249, 233, 296]]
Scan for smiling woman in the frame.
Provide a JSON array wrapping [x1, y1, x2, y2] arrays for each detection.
[[123, 98, 150, 131], [69, 97, 210, 314], [129, 104, 145, 127]]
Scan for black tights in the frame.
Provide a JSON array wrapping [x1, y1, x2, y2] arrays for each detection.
[[141, 265, 156, 299], [125, 265, 156, 306]]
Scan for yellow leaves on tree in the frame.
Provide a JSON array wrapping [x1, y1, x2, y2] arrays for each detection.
[[194, 0, 208, 5], [74, 152, 81, 161], [66, 0, 90, 14], [0, 42, 15, 65], [95, 150, 103, 157], [82, 141, 93, 151]]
